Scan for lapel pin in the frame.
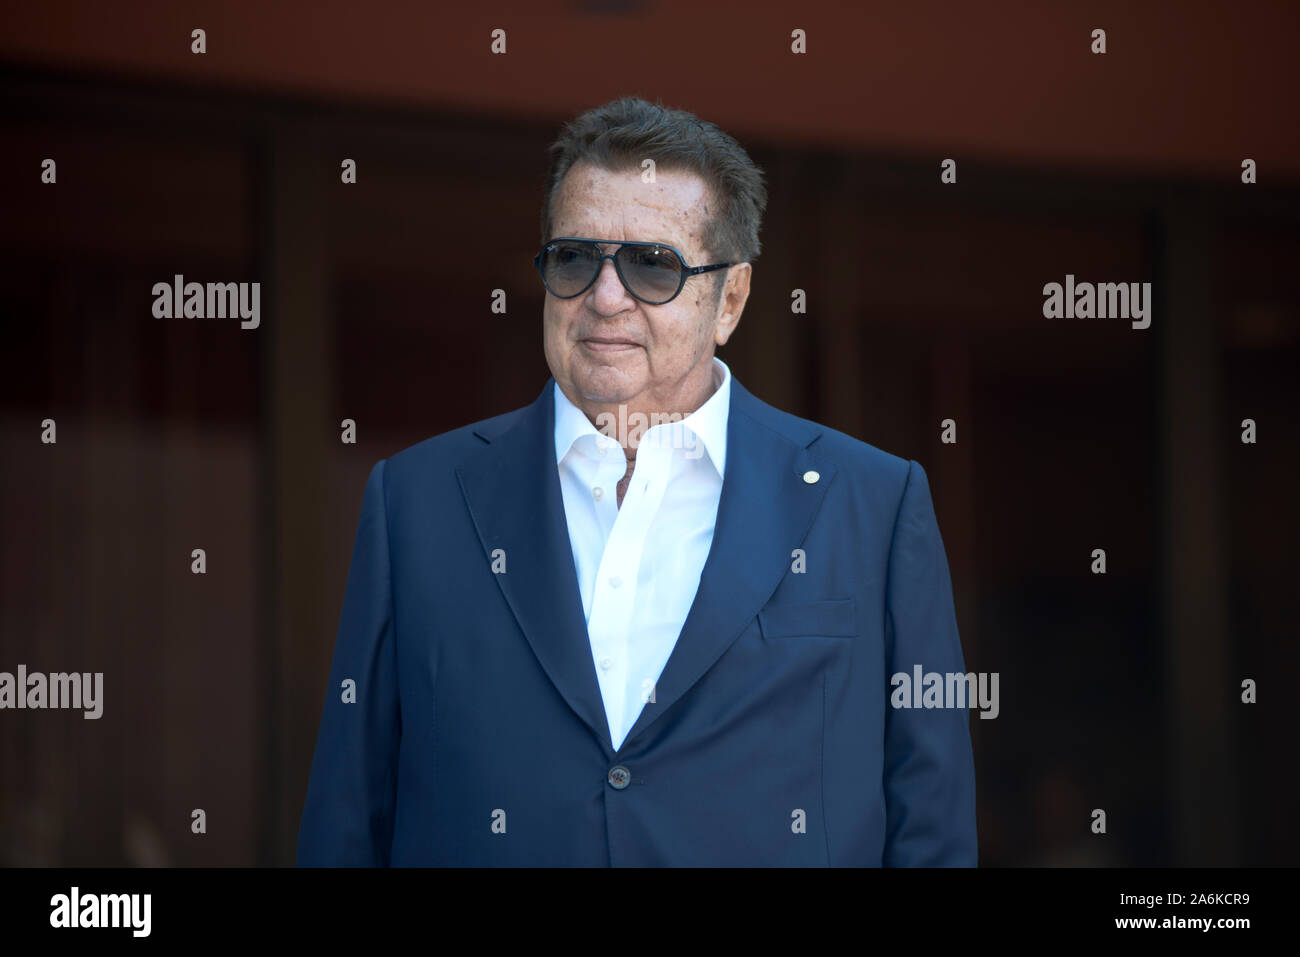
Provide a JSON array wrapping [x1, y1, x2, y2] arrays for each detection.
[[802, 470, 820, 484]]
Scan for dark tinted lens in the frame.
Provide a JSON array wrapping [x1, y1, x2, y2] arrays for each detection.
[[618, 245, 683, 302], [540, 241, 601, 296]]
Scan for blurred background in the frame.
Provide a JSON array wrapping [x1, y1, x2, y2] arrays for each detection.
[[0, 1, 1297, 867]]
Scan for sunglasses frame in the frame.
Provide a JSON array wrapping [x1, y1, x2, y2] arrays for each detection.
[[534, 237, 734, 305]]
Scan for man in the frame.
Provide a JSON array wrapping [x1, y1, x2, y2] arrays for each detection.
[[297, 96, 977, 866]]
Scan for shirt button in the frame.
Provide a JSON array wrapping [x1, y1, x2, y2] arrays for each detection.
[[609, 576, 623, 589], [607, 765, 631, 790], [599, 656, 613, 670], [592, 486, 604, 500]]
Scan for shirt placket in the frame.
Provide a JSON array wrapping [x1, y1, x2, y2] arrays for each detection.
[[588, 433, 674, 749]]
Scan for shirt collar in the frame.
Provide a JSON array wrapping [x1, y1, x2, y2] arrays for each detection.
[[553, 357, 731, 477]]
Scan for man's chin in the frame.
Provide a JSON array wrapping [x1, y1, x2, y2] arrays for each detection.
[[571, 368, 644, 406]]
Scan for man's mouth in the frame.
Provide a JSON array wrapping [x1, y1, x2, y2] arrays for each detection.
[[581, 337, 640, 352]]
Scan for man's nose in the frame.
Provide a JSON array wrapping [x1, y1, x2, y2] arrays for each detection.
[[590, 257, 632, 305]]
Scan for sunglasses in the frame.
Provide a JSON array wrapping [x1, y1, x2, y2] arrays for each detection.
[[534, 237, 733, 305]]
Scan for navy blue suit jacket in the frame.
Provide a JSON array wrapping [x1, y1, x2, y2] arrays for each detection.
[[298, 375, 977, 866]]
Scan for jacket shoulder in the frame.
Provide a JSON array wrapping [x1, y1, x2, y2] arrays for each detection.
[[380, 400, 534, 486], [736, 384, 914, 486]]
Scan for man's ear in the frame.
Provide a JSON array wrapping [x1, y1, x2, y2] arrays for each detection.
[[714, 262, 751, 347]]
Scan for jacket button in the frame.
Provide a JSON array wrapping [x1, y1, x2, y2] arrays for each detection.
[[607, 765, 631, 790]]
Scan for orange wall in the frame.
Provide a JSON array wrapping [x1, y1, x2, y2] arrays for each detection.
[[3, 0, 1298, 181]]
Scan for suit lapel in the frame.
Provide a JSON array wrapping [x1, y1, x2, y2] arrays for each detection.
[[620, 378, 835, 750], [455, 380, 614, 752]]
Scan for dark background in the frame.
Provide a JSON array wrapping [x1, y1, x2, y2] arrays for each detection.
[[0, 0, 1296, 866]]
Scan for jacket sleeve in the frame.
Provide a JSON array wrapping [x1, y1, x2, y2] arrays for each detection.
[[880, 460, 978, 866], [297, 459, 402, 866]]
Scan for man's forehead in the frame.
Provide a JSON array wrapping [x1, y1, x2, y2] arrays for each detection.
[[552, 163, 713, 251]]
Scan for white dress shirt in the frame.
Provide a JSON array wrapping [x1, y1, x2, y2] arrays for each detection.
[[554, 357, 731, 751]]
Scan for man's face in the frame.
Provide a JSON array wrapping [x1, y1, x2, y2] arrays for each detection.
[[542, 162, 748, 414]]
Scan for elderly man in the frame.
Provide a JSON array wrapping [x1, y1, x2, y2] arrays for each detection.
[[298, 96, 977, 866]]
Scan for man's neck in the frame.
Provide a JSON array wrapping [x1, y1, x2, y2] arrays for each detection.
[[576, 359, 720, 443], [582, 359, 721, 508]]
